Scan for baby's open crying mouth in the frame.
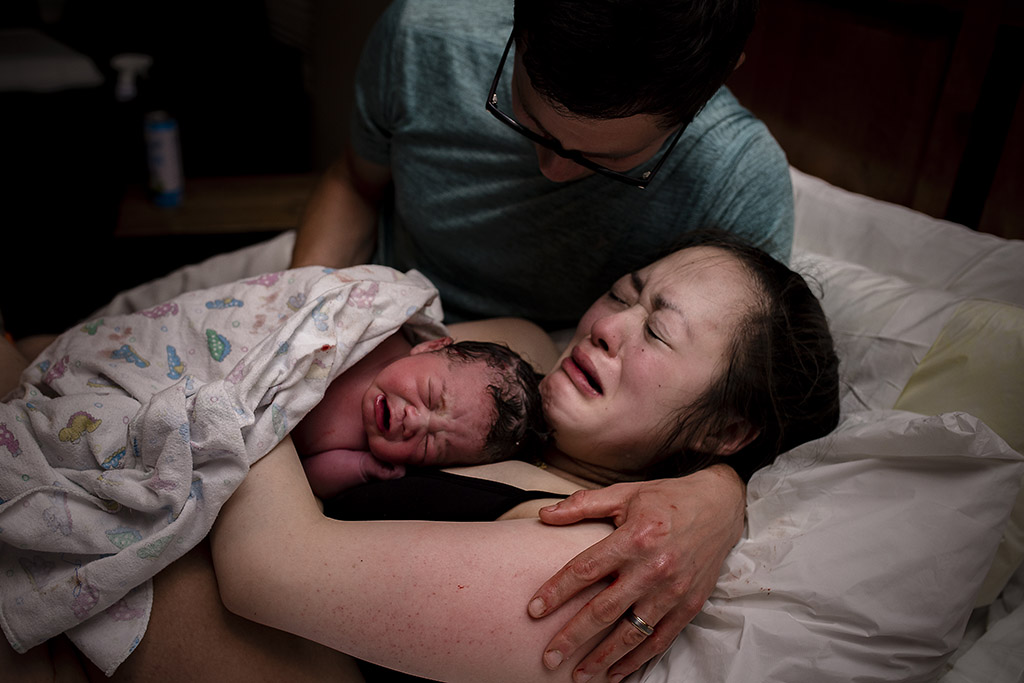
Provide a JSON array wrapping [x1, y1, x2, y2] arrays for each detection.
[[375, 395, 391, 432]]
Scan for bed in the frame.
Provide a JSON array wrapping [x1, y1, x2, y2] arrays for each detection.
[[5, 168, 1024, 681]]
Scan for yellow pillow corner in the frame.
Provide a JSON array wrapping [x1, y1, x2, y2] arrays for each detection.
[[895, 298, 1024, 606]]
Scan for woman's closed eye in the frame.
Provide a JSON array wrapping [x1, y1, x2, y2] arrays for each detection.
[[608, 287, 666, 343], [607, 286, 635, 306], [607, 290, 626, 305]]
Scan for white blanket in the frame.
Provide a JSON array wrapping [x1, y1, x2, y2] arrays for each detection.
[[0, 264, 444, 674]]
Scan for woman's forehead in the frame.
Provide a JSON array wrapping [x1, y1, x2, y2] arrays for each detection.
[[635, 248, 755, 327], [642, 246, 745, 285]]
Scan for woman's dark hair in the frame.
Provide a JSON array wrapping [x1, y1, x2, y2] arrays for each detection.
[[513, 0, 758, 128], [647, 231, 840, 482], [440, 341, 548, 463]]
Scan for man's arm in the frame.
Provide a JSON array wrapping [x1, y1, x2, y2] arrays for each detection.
[[290, 146, 392, 269], [528, 464, 746, 682]]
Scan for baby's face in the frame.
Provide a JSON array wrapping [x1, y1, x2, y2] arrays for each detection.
[[362, 352, 495, 467]]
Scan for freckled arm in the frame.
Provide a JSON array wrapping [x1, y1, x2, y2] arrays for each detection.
[[210, 437, 613, 683]]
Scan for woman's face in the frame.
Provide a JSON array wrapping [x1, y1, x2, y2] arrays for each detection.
[[539, 247, 754, 477]]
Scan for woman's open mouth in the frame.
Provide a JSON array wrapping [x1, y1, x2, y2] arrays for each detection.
[[375, 394, 391, 433], [563, 350, 603, 396]]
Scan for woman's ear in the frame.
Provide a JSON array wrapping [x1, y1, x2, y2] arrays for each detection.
[[409, 336, 454, 355], [702, 419, 759, 457]]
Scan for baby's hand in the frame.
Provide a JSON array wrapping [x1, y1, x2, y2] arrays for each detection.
[[302, 449, 406, 499], [358, 452, 407, 484]]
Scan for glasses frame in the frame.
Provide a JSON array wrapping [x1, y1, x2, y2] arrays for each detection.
[[485, 29, 684, 190]]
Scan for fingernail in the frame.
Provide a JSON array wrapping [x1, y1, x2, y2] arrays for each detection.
[[528, 597, 547, 617], [541, 502, 561, 512], [543, 649, 563, 670], [574, 670, 593, 683]]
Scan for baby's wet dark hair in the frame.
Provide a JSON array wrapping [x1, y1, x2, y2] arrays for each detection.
[[439, 341, 548, 463]]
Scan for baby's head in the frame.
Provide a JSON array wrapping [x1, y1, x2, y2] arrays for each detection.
[[362, 338, 547, 468]]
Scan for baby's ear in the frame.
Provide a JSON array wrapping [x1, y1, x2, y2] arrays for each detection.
[[409, 336, 454, 355]]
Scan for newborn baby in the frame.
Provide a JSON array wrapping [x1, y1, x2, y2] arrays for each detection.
[[291, 334, 545, 499]]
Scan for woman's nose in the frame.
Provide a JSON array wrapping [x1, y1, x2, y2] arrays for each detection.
[[590, 312, 625, 356]]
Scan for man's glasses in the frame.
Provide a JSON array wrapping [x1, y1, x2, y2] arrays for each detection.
[[485, 29, 684, 189]]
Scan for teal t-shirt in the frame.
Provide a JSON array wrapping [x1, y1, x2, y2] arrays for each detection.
[[351, 0, 794, 328]]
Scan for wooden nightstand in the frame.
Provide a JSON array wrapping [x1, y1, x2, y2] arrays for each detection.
[[116, 173, 318, 237]]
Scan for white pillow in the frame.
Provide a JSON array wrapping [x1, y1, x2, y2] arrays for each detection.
[[794, 252, 1024, 605], [791, 168, 1024, 308], [893, 299, 1024, 605], [638, 410, 1024, 683], [792, 251, 963, 415]]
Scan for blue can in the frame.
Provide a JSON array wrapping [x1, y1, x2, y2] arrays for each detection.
[[143, 111, 183, 207]]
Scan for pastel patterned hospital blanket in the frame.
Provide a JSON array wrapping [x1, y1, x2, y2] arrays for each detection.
[[0, 265, 445, 674]]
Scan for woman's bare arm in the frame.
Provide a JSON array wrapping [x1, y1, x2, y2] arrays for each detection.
[[210, 437, 614, 683]]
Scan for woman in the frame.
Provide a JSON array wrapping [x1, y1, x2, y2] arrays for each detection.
[[2, 234, 839, 682], [206, 236, 839, 682]]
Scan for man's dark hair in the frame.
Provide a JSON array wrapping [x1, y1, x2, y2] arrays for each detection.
[[513, 0, 759, 128], [441, 341, 548, 462]]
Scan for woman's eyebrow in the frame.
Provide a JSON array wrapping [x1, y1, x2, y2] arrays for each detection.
[[629, 271, 644, 293], [633, 271, 684, 318], [435, 374, 449, 411]]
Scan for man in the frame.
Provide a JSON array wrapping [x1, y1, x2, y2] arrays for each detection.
[[292, 0, 784, 679]]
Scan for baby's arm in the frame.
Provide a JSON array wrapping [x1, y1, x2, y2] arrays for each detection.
[[301, 449, 405, 499]]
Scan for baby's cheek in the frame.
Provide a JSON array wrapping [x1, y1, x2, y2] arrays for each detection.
[[367, 436, 409, 465]]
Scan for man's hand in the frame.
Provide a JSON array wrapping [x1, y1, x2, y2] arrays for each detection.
[[527, 465, 746, 683]]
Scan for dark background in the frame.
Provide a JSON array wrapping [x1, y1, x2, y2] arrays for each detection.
[[729, 0, 1024, 238], [1, 0, 1021, 337], [1, 1, 316, 336]]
